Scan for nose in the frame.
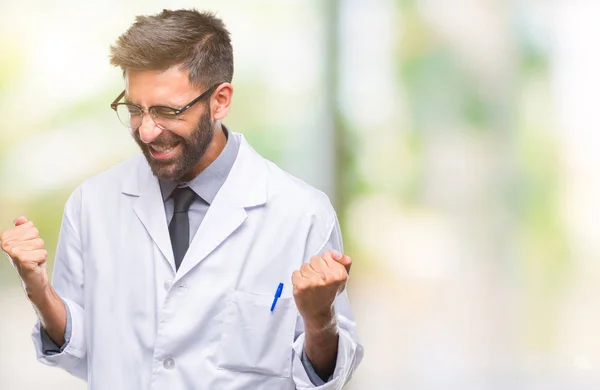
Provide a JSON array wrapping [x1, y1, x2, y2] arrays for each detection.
[[137, 114, 163, 144]]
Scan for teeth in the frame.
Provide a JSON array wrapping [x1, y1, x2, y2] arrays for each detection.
[[152, 145, 176, 154]]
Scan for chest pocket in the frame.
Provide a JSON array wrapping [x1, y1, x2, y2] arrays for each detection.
[[217, 290, 298, 378]]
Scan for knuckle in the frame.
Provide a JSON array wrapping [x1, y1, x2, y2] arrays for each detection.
[[32, 227, 40, 237], [334, 266, 346, 278], [293, 286, 304, 297], [335, 261, 347, 272], [299, 279, 310, 289], [21, 253, 34, 263]]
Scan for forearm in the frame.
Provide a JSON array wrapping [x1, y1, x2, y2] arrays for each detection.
[[303, 316, 339, 380], [28, 284, 67, 347]]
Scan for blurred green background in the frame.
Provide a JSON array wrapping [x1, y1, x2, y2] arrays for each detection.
[[2, 0, 600, 389]]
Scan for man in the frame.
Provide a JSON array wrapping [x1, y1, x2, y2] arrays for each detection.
[[0, 9, 363, 390]]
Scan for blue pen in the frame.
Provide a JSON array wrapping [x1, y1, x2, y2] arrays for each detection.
[[270, 283, 284, 312]]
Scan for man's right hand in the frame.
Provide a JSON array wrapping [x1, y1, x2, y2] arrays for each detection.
[[1, 216, 67, 346], [1, 216, 50, 294]]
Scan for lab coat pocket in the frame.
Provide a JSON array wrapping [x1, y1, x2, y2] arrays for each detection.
[[217, 290, 297, 378]]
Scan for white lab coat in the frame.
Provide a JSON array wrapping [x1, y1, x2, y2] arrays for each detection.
[[31, 132, 363, 390]]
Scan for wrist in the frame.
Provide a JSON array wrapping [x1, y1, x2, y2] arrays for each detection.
[[303, 316, 340, 381], [304, 309, 338, 334], [26, 280, 54, 308], [21, 265, 48, 290]]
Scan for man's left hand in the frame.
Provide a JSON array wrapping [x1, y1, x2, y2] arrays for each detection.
[[291, 250, 352, 330]]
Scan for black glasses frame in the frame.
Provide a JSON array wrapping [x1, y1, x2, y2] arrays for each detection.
[[110, 83, 221, 126]]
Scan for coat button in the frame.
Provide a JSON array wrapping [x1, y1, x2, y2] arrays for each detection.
[[163, 358, 175, 370], [164, 280, 172, 290]]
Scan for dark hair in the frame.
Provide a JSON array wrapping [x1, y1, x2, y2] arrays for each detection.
[[109, 9, 233, 88]]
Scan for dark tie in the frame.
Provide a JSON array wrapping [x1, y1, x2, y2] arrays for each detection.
[[169, 187, 196, 270]]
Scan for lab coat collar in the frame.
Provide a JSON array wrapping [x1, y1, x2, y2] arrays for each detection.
[[121, 132, 268, 277]]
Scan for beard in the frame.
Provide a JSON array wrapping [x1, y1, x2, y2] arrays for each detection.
[[133, 110, 214, 181]]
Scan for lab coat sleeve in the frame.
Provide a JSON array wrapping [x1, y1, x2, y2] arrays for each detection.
[[31, 186, 88, 381], [291, 205, 364, 389], [39, 301, 72, 355]]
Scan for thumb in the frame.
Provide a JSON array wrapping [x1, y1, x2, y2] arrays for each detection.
[[331, 250, 352, 275], [14, 216, 28, 226]]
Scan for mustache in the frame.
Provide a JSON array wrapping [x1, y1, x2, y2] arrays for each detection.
[[134, 130, 185, 147]]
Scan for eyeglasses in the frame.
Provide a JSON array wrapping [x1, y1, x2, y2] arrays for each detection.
[[110, 83, 221, 129]]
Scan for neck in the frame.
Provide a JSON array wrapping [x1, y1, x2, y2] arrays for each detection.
[[180, 122, 227, 182]]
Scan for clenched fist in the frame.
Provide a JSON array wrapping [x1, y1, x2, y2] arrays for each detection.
[[292, 250, 352, 330], [1, 216, 50, 292], [2, 216, 66, 345]]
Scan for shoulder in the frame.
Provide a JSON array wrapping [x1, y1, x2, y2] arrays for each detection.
[[263, 157, 337, 223], [65, 154, 146, 206], [79, 154, 146, 192], [258, 157, 343, 255], [236, 133, 337, 222], [59, 154, 145, 225]]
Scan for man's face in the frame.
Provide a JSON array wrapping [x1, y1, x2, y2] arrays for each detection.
[[125, 67, 214, 181]]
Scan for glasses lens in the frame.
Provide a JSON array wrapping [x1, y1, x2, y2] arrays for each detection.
[[115, 104, 142, 128], [150, 107, 179, 128]]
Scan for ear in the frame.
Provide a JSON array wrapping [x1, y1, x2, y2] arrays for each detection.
[[212, 83, 233, 121]]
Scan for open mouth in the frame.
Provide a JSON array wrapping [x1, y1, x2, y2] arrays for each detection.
[[148, 143, 181, 160]]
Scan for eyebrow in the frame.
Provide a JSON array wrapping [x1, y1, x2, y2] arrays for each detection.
[[122, 96, 182, 109], [121, 93, 135, 105]]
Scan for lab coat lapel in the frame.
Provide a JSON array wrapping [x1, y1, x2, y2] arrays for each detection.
[[122, 156, 176, 271], [175, 194, 247, 280], [175, 134, 268, 281]]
